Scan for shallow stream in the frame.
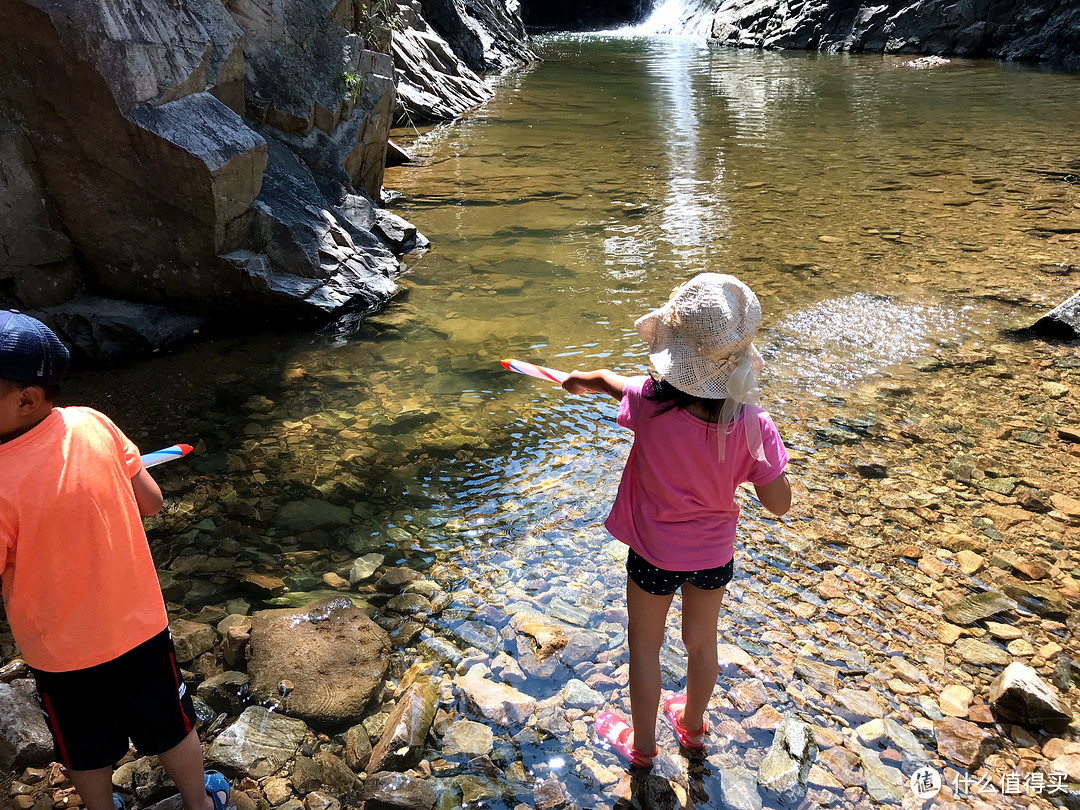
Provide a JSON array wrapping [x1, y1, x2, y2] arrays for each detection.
[[61, 34, 1080, 808]]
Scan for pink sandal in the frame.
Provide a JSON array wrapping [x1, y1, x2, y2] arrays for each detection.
[[663, 693, 706, 750], [595, 711, 657, 769]]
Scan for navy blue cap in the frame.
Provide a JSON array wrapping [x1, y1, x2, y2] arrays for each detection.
[[0, 310, 70, 386]]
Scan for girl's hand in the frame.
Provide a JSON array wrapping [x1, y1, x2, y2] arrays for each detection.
[[562, 371, 594, 396], [562, 369, 630, 400]]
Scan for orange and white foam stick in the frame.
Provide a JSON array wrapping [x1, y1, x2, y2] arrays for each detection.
[[500, 358, 570, 385], [141, 444, 194, 469]]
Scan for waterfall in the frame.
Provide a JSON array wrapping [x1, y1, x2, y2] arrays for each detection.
[[628, 0, 717, 36]]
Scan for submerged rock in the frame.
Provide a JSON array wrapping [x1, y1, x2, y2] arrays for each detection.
[[989, 661, 1074, 732], [206, 705, 308, 779], [454, 668, 536, 726], [933, 716, 996, 770], [1028, 291, 1080, 340], [247, 598, 390, 726], [757, 717, 816, 802], [367, 676, 439, 772]]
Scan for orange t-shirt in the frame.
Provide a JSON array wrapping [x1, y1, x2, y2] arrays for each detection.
[[0, 406, 168, 672]]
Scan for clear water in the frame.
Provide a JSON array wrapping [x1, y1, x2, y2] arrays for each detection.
[[61, 35, 1080, 807]]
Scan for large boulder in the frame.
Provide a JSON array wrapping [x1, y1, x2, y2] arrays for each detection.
[[0, 680, 53, 772], [247, 597, 391, 727], [1027, 291, 1080, 341], [0, 0, 265, 307]]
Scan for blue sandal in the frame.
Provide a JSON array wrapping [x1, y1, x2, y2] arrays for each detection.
[[204, 771, 230, 810], [113, 795, 126, 810]]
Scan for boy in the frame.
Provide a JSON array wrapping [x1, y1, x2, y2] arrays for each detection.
[[0, 311, 228, 810]]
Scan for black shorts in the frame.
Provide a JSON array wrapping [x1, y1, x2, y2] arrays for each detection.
[[627, 549, 734, 596], [30, 628, 197, 771]]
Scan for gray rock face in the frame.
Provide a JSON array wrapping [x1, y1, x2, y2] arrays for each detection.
[[706, 0, 1080, 70], [0, 114, 79, 309], [0, 680, 53, 772], [206, 705, 308, 779], [989, 661, 1074, 732], [392, 0, 494, 123], [420, 0, 533, 73], [247, 597, 391, 727], [0, 0, 457, 355]]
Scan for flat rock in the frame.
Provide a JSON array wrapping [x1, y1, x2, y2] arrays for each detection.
[[954, 637, 1011, 666], [206, 706, 308, 779], [247, 597, 390, 726], [454, 669, 536, 726], [934, 716, 996, 769], [942, 590, 1017, 624]]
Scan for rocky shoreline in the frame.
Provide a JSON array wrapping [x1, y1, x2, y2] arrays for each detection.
[[3, 296, 1080, 808]]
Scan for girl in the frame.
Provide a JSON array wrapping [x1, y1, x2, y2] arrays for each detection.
[[562, 273, 791, 769]]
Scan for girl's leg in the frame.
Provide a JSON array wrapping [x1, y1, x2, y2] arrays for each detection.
[[679, 584, 727, 733], [626, 578, 675, 754]]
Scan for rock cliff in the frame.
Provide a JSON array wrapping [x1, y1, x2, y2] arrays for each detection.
[[706, 0, 1080, 69], [0, 0, 532, 359]]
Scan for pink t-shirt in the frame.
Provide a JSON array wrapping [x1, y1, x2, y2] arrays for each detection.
[[604, 376, 789, 571]]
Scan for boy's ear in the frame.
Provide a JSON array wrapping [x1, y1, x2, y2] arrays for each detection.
[[16, 385, 48, 412]]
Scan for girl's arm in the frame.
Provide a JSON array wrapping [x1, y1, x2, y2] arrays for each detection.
[[562, 369, 630, 400], [754, 472, 791, 516], [131, 467, 164, 516]]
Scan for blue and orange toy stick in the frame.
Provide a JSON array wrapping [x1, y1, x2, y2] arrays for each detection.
[[141, 444, 193, 469]]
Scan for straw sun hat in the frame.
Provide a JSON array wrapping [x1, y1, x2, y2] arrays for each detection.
[[635, 274, 767, 462], [635, 273, 763, 401]]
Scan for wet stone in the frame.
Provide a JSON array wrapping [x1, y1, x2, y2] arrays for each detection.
[[442, 719, 494, 758], [955, 638, 1011, 666], [368, 677, 439, 773], [560, 679, 604, 711], [757, 717, 816, 802], [361, 771, 437, 810], [833, 688, 888, 720], [942, 591, 1018, 625], [857, 745, 905, 804], [934, 716, 997, 770], [989, 661, 1074, 732], [206, 706, 308, 779], [276, 499, 353, 531], [716, 766, 763, 810]]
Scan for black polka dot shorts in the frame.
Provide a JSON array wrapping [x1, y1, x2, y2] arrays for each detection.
[[627, 548, 734, 596]]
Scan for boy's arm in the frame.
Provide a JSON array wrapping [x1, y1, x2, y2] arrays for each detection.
[[562, 369, 630, 400], [131, 468, 164, 516], [753, 472, 791, 516]]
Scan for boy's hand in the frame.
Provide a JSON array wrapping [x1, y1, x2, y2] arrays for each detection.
[[131, 467, 164, 516]]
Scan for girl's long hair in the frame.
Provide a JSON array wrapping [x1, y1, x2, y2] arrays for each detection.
[[644, 373, 726, 424]]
